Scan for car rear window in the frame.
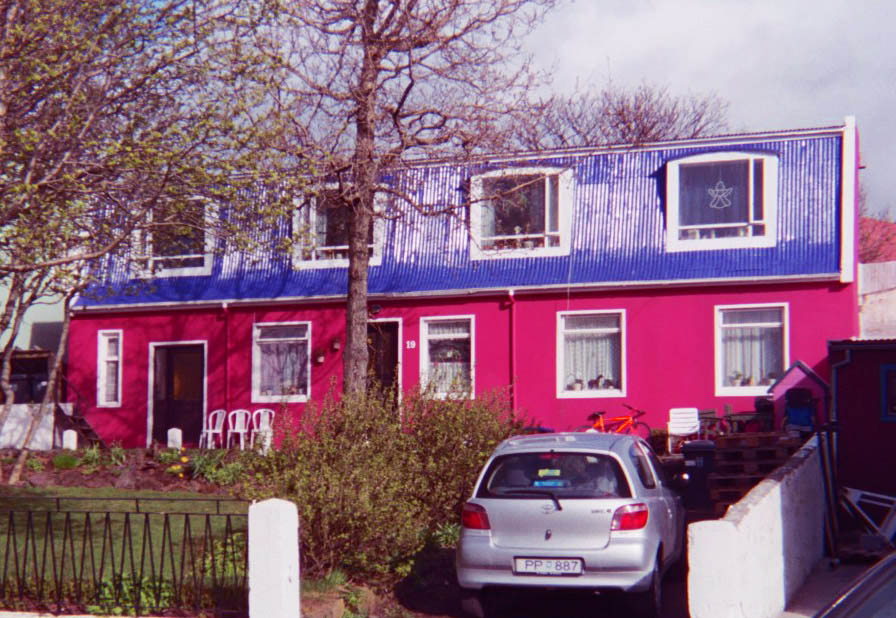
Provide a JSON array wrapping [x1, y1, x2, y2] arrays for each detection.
[[476, 452, 631, 499]]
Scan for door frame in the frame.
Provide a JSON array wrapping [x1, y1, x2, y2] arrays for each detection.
[[146, 340, 208, 448], [368, 318, 402, 399]]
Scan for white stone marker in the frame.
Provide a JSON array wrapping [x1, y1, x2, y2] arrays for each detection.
[[249, 499, 300, 617], [167, 427, 182, 449], [62, 430, 77, 450]]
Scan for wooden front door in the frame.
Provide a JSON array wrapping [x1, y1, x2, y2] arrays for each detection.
[[152, 344, 204, 445], [367, 321, 399, 393]]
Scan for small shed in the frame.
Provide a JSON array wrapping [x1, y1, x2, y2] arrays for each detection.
[[766, 360, 831, 433], [828, 339, 896, 495]]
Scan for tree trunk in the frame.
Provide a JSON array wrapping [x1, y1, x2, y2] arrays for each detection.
[[342, 2, 380, 395]]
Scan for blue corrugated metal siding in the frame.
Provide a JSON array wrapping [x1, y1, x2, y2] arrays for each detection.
[[77, 132, 845, 308]]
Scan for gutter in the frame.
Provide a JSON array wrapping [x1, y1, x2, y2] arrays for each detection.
[[70, 272, 844, 314]]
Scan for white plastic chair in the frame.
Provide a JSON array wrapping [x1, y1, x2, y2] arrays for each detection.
[[199, 408, 226, 449], [251, 408, 276, 450], [667, 407, 700, 453], [227, 409, 251, 450]]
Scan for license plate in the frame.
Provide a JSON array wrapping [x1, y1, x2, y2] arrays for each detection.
[[514, 557, 583, 576]]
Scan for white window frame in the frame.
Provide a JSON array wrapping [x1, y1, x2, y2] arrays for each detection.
[[470, 167, 574, 260], [97, 330, 122, 407], [420, 315, 475, 398], [666, 152, 778, 252], [251, 321, 311, 404], [291, 189, 384, 269], [714, 303, 789, 397], [556, 310, 626, 399], [134, 198, 215, 278]]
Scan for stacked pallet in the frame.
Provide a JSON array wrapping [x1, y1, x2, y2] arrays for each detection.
[[709, 432, 803, 516]]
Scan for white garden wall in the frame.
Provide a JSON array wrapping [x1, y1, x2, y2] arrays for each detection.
[[688, 436, 826, 618]]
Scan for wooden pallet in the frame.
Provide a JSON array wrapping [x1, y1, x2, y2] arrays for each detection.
[[716, 445, 800, 463], [714, 460, 783, 475], [714, 432, 802, 449], [709, 487, 748, 503], [708, 472, 766, 489]]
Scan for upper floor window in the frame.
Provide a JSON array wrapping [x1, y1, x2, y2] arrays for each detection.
[[421, 316, 474, 397], [292, 189, 382, 268], [135, 198, 214, 277], [715, 304, 788, 396], [252, 322, 310, 403], [666, 152, 778, 252], [557, 311, 625, 398], [470, 167, 573, 260], [97, 330, 122, 407]]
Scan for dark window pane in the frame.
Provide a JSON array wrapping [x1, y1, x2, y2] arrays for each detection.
[[679, 160, 749, 226], [483, 175, 546, 236], [753, 160, 764, 221]]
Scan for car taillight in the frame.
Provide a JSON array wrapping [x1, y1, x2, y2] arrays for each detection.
[[611, 503, 649, 531], [461, 502, 491, 530]]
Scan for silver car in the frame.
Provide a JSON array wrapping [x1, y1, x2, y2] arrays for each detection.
[[456, 432, 685, 618]]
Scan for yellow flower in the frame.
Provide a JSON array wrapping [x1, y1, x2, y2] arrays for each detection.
[[180, 456, 189, 463], [178, 473, 184, 478]]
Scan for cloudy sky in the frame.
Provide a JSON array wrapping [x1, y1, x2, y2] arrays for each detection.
[[527, 0, 895, 216]]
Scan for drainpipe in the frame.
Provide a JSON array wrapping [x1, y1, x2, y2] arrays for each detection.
[[507, 289, 516, 413], [222, 302, 230, 411]]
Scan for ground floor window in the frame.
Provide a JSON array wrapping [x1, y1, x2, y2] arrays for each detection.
[[97, 330, 122, 407], [252, 322, 310, 403], [716, 304, 787, 395], [557, 311, 624, 397], [421, 317, 473, 397]]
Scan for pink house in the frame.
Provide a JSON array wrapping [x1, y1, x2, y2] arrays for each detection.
[[67, 119, 861, 447]]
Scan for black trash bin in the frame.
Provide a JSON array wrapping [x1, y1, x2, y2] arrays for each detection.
[[681, 440, 716, 511]]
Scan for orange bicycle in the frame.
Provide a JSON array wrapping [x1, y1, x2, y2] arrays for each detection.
[[580, 404, 651, 440]]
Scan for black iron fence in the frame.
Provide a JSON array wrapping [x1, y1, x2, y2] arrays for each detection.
[[0, 496, 249, 616]]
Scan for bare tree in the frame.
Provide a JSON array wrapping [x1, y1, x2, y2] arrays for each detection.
[[512, 81, 729, 150], [857, 187, 896, 264], [241, 0, 559, 394]]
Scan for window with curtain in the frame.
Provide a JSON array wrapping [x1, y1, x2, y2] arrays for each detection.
[[718, 306, 785, 390], [422, 318, 472, 396], [97, 330, 122, 406], [666, 152, 777, 252], [558, 312, 623, 396], [252, 323, 310, 402]]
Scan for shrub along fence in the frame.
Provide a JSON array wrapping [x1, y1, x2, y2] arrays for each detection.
[[0, 495, 249, 616]]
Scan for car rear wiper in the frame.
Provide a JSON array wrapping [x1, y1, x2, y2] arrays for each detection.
[[504, 489, 563, 511]]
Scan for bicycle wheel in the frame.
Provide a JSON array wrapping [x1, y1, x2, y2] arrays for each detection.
[[631, 421, 652, 441]]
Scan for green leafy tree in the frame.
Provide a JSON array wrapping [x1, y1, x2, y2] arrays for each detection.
[[0, 0, 301, 481]]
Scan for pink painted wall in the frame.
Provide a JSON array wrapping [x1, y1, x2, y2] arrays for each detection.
[[67, 279, 857, 447]]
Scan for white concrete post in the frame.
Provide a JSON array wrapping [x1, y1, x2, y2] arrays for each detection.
[[249, 498, 300, 618], [62, 430, 77, 450], [167, 427, 182, 449]]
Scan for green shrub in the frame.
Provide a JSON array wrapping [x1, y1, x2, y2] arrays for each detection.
[[80, 444, 102, 467], [244, 384, 525, 585], [402, 387, 526, 531], [108, 442, 127, 467], [156, 448, 184, 465], [26, 457, 45, 472], [52, 452, 80, 470]]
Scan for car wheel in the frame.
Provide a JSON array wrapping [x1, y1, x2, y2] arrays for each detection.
[[631, 556, 662, 618], [460, 589, 486, 618]]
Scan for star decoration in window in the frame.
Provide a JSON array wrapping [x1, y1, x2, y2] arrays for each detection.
[[707, 180, 733, 209]]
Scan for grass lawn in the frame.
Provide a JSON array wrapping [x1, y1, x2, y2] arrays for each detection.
[[0, 486, 249, 612]]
